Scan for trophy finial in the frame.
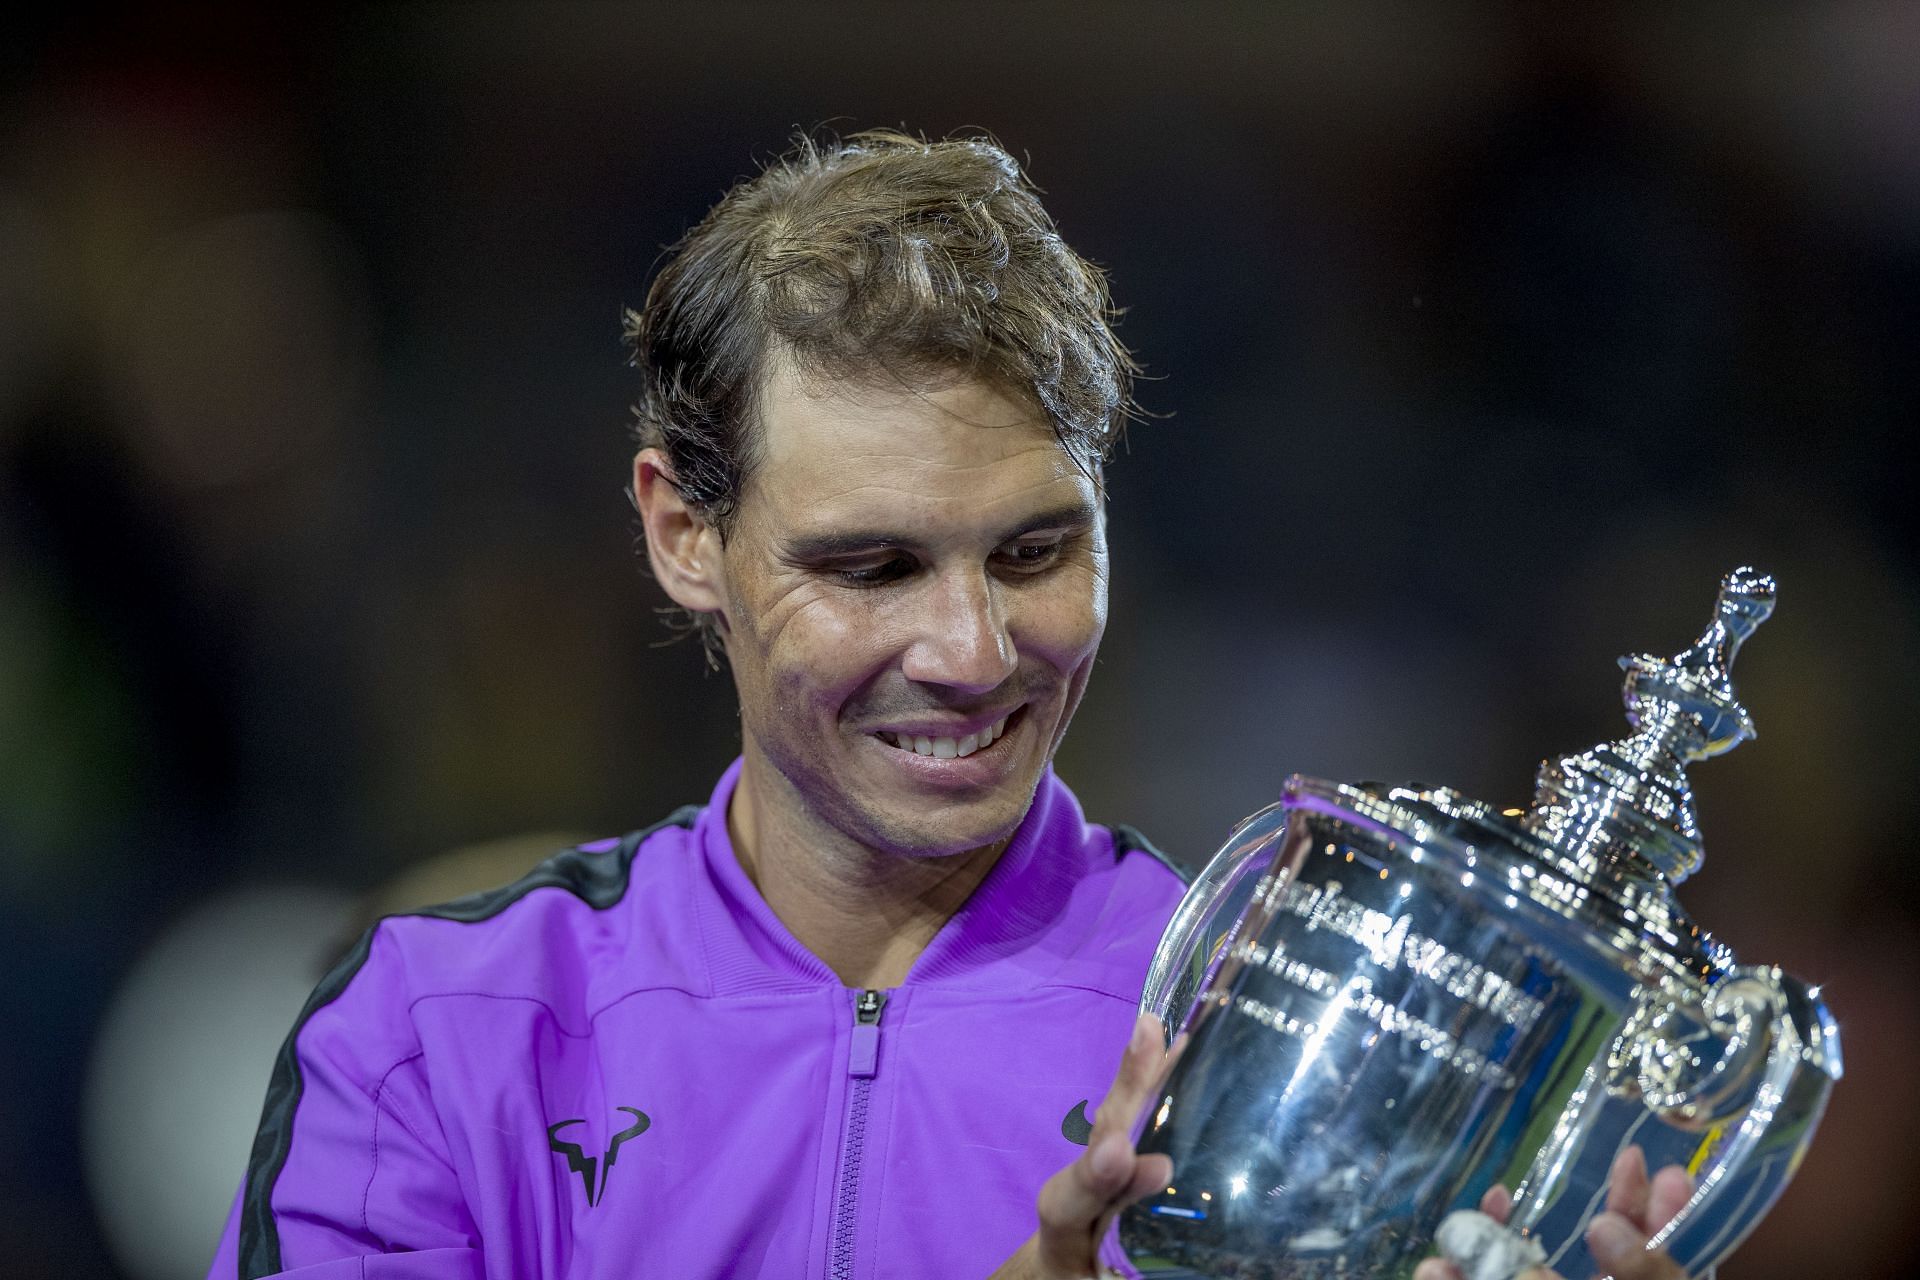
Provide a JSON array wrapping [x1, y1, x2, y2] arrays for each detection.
[[1524, 568, 1775, 884], [1621, 566, 1775, 760]]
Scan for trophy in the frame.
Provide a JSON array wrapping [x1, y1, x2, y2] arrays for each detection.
[[1109, 569, 1841, 1279]]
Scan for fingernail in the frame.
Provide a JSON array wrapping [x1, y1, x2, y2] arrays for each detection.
[[1587, 1212, 1641, 1265]]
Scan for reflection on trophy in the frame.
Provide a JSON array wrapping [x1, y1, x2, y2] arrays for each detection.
[[1111, 569, 1842, 1280]]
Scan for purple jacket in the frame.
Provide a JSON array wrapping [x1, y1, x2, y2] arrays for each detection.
[[208, 760, 1186, 1279]]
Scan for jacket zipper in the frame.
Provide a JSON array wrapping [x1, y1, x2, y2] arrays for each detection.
[[829, 988, 889, 1280]]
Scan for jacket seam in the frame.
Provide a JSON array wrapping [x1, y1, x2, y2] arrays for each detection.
[[360, 1052, 428, 1237], [404, 989, 600, 1038], [588, 981, 827, 1021], [400, 984, 833, 1040]]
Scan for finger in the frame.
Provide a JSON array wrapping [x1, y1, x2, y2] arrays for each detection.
[[1414, 1258, 1464, 1280], [1033, 1156, 1116, 1274], [1034, 1018, 1175, 1276], [1035, 1017, 1178, 1276], [1604, 1145, 1651, 1224], [1034, 1145, 1168, 1276], [1091, 1014, 1165, 1140], [1085, 1152, 1176, 1267], [1122, 1151, 1173, 1204], [1478, 1183, 1513, 1224], [1035, 1133, 1143, 1247], [1645, 1164, 1695, 1235], [1587, 1212, 1687, 1280], [1086, 1131, 1138, 1200]]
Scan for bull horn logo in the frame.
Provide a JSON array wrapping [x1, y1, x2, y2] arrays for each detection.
[[547, 1106, 651, 1207]]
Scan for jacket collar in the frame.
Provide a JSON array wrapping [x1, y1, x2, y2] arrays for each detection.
[[692, 757, 1094, 994]]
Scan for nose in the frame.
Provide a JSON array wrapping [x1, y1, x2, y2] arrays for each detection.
[[900, 567, 1017, 694]]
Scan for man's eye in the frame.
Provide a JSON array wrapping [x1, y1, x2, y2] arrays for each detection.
[[834, 557, 915, 586], [997, 539, 1065, 571]]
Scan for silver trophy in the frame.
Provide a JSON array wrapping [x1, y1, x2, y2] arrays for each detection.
[[1111, 569, 1841, 1279]]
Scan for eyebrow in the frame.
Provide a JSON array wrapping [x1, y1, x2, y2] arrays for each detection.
[[781, 499, 1100, 562]]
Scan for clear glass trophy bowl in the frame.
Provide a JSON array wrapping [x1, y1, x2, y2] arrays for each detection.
[[1109, 570, 1841, 1280]]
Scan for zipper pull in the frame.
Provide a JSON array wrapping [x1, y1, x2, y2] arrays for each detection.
[[848, 988, 888, 1078]]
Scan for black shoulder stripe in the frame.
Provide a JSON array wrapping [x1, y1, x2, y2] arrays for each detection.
[[1110, 822, 1191, 886], [237, 805, 700, 1278]]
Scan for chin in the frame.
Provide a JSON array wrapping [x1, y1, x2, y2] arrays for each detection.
[[853, 784, 1038, 860]]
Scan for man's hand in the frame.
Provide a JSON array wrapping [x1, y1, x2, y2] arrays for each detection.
[[989, 1013, 1176, 1279], [1415, 1146, 1696, 1280]]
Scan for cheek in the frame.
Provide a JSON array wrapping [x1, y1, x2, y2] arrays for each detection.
[[756, 593, 898, 710], [1023, 563, 1108, 667]]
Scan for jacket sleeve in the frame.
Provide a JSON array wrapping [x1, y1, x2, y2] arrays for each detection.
[[207, 923, 485, 1280]]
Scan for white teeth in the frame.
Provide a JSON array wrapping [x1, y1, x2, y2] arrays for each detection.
[[878, 713, 1013, 759]]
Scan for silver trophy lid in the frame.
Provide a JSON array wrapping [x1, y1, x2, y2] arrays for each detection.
[[1522, 567, 1775, 886]]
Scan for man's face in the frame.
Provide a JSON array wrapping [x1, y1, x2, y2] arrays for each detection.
[[713, 362, 1108, 860]]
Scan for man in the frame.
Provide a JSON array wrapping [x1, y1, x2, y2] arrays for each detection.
[[208, 131, 1691, 1279]]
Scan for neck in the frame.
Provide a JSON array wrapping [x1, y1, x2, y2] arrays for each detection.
[[727, 753, 1008, 989]]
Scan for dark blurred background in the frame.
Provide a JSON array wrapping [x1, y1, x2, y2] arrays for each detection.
[[2, 4, 1915, 1277]]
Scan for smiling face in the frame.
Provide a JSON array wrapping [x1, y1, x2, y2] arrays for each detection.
[[644, 360, 1108, 863]]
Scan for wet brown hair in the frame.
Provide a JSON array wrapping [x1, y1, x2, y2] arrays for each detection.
[[623, 129, 1140, 652]]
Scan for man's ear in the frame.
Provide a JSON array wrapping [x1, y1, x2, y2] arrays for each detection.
[[631, 448, 727, 617]]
